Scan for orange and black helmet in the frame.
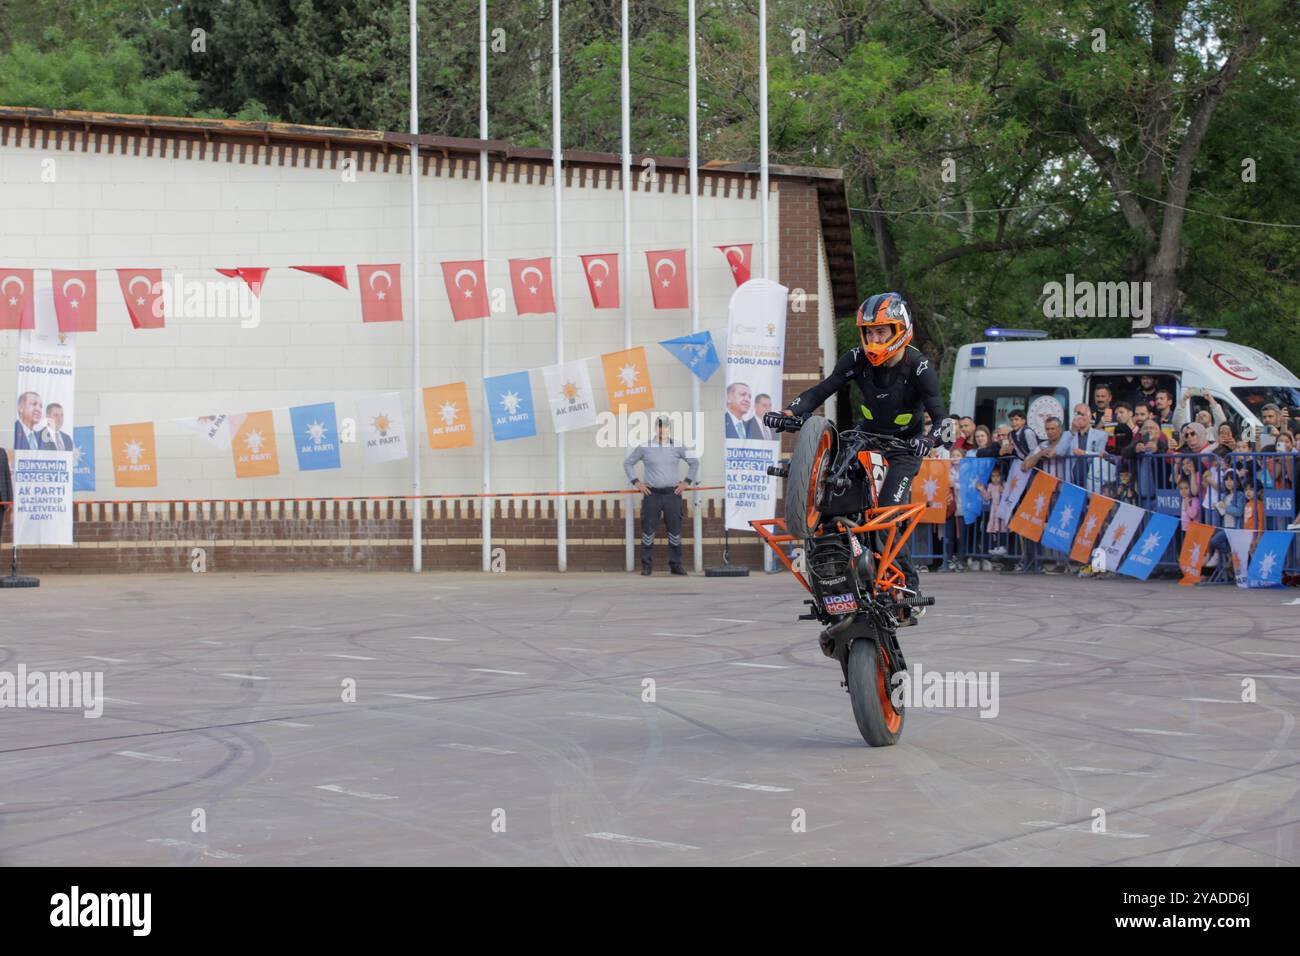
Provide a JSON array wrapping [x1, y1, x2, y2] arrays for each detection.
[[856, 292, 913, 366]]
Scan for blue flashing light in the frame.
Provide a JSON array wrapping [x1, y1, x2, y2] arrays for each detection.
[[1133, 355, 1151, 365], [1059, 356, 1076, 366], [984, 328, 1048, 340], [969, 357, 986, 367]]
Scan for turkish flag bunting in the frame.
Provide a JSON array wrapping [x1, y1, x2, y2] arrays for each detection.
[[717, 244, 752, 285], [357, 264, 403, 323], [580, 253, 620, 309], [440, 260, 490, 322], [646, 249, 689, 309], [0, 268, 35, 330], [116, 269, 166, 329], [508, 257, 555, 316], [216, 267, 269, 297], [292, 265, 349, 289], [52, 269, 98, 332]]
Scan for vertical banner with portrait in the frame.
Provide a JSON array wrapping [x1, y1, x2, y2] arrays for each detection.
[[13, 286, 76, 545], [723, 278, 788, 532]]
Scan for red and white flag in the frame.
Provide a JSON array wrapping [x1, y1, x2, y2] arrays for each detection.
[[580, 253, 620, 309], [0, 268, 35, 331], [52, 269, 98, 332], [216, 267, 269, 296], [717, 244, 752, 285], [440, 260, 489, 322], [116, 269, 166, 329], [292, 265, 349, 289], [646, 249, 688, 309], [508, 257, 555, 315], [357, 264, 403, 323]]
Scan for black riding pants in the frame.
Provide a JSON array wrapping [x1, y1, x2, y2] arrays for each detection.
[[640, 490, 683, 569]]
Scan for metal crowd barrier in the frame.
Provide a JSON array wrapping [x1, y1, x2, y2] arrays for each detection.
[[906, 451, 1299, 581]]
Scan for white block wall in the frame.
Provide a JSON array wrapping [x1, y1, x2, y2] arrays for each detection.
[[0, 140, 829, 501]]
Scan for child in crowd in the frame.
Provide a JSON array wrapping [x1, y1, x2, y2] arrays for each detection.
[[979, 465, 1007, 557], [1178, 478, 1199, 531]]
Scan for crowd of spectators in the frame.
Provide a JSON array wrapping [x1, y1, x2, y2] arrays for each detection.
[[911, 380, 1300, 578]]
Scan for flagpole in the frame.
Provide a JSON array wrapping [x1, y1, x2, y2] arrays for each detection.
[[621, 0, 634, 573], [552, 0, 566, 572], [480, 0, 491, 573], [759, 0, 769, 281], [759, 0, 773, 572], [409, 0, 423, 573], [688, 0, 703, 573]]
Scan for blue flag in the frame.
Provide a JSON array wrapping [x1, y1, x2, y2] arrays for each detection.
[[1247, 531, 1291, 588], [1118, 512, 1179, 580], [957, 457, 996, 523], [289, 402, 341, 471], [659, 331, 720, 382], [1040, 482, 1087, 553], [72, 425, 95, 492], [483, 371, 537, 441]]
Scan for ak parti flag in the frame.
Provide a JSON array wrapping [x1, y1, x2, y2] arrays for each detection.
[[231, 410, 280, 478], [111, 422, 158, 488], [1069, 494, 1116, 563], [216, 267, 269, 296], [0, 268, 35, 330], [357, 264, 402, 323], [292, 265, 349, 289], [441, 260, 490, 321], [580, 253, 619, 309], [646, 249, 689, 309], [116, 269, 165, 328], [423, 382, 474, 449], [1009, 471, 1060, 542], [717, 244, 752, 285], [910, 459, 950, 524], [600, 346, 655, 413], [52, 269, 97, 332], [1178, 522, 1216, 585], [508, 257, 555, 316]]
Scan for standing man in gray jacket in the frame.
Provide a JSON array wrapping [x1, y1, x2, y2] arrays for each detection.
[[624, 417, 700, 575]]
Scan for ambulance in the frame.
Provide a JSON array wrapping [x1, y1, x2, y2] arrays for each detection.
[[949, 326, 1300, 437]]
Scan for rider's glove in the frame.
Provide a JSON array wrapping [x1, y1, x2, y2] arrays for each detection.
[[908, 433, 937, 458]]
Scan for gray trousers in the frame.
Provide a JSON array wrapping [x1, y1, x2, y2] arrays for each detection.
[[640, 491, 683, 568]]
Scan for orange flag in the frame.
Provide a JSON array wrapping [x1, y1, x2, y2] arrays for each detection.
[[910, 458, 949, 524], [1178, 522, 1216, 585], [1069, 494, 1116, 563], [423, 382, 474, 449], [600, 346, 655, 413], [110, 422, 158, 488], [1008, 471, 1060, 542], [231, 410, 280, 478]]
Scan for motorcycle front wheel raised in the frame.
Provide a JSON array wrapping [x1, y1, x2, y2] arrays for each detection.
[[846, 636, 904, 747]]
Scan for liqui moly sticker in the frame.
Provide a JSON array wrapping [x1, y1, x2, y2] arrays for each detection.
[[823, 593, 858, 614]]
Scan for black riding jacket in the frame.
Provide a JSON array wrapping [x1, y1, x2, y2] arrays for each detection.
[[788, 344, 946, 441]]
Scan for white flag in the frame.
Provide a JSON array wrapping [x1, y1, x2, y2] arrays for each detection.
[[1099, 502, 1145, 571], [1224, 528, 1254, 589], [542, 360, 598, 433], [356, 391, 408, 463], [176, 414, 234, 451], [996, 461, 1032, 525]]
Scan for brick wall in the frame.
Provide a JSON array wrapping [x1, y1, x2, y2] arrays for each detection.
[[0, 493, 766, 573]]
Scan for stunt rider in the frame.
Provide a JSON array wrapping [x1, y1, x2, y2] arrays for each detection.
[[780, 292, 950, 596]]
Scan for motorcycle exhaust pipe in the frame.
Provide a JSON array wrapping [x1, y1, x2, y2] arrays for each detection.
[[818, 614, 858, 657]]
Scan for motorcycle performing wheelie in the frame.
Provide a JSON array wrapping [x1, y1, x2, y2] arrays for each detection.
[[751, 410, 940, 747]]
